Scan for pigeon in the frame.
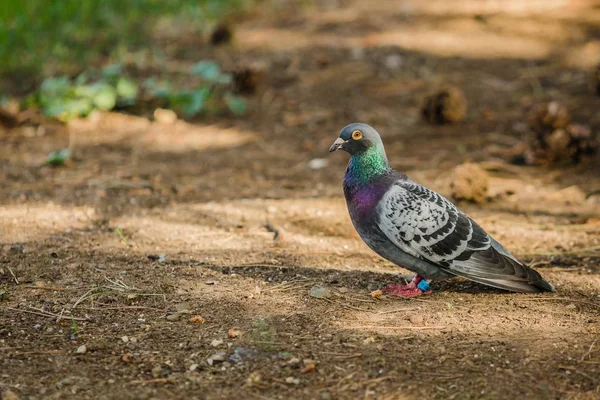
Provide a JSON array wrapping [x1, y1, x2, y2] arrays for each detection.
[[329, 123, 555, 297]]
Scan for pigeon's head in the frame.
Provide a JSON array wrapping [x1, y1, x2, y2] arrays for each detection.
[[329, 123, 384, 156]]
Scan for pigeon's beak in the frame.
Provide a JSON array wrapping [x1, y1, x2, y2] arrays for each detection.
[[329, 137, 346, 153]]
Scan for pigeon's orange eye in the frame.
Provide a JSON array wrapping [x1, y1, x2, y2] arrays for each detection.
[[352, 130, 362, 140]]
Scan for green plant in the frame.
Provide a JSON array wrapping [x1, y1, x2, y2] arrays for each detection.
[[114, 227, 127, 244], [23, 65, 139, 122], [70, 315, 80, 339], [47, 149, 71, 166], [25, 60, 247, 121]]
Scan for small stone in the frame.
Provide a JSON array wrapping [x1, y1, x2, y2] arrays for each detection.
[[309, 285, 332, 299], [370, 289, 383, 299], [121, 353, 133, 362], [189, 363, 199, 372], [121, 336, 129, 343], [246, 371, 262, 386], [129, 337, 137, 344], [384, 54, 404, 69], [308, 158, 329, 170], [288, 357, 301, 365], [75, 345, 87, 354], [207, 352, 226, 366], [2, 390, 20, 400], [228, 328, 241, 338], [211, 339, 224, 347], [285, 377, 300, 385], [152, 366, 163, 378], [157, 254, 167, 264], [409, 315, 424, 325], [190, 315, 206, 324], [363, 336, 376, 344], [154, 108, 177, 124], [301, 360, 316, 373], [166, 313, 181, 321]]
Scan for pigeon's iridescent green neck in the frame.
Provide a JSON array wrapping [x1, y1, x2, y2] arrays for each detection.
[[347, 145, 390, 184]]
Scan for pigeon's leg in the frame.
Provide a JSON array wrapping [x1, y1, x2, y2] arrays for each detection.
[[382, 275, 432, 297]]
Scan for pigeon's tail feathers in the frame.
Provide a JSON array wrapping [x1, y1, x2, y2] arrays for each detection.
[[450, 271, 555, 293], [530, 277, 556, 292], [447, 249, 555, 293]]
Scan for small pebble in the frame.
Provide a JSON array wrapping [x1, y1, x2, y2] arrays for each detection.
[[288, 357, 301, 365], [246, 371, 262, 386], [151, 366, 163, 378], [154, 108, 177, 124], [211, 339, 224, 347], [409, 315, 424, 325], [121, 336, 129, 343], [308, 158, 328, 170], [228, 328, 241, 338], [384, 54, 404, 69], [301, 362, 316, 374], [285, 377, 300, 385], [207, 352, 226, 366], [166, 313, 181, 321], [75, 345, 87, 354], [309, 285, 332, 299], [190, 316, 206, 324], [189, 363, 199, 372], [363, 336, 376, 344]]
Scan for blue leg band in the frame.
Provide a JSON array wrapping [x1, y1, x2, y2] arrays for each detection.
[[417, 280, 430, 292]]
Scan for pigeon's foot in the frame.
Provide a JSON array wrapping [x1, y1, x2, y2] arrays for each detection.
[[382, 275, 432, 298]]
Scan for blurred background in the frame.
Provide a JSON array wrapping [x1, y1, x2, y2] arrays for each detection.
[[1, 1, 600, 399], [1, 0, 599, 209]]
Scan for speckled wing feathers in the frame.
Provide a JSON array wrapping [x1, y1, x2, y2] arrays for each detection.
[[375, 180, 554, 292]]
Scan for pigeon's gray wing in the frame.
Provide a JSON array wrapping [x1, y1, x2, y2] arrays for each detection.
[[375, 180, 554, 293]]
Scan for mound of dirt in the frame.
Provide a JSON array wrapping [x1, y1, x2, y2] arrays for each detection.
[[450, 162, 489, 204], [523, 102, 598, 165], [232, 64, 266, 95], [210, 23, 233, 46], [421, 86, 467, 125]]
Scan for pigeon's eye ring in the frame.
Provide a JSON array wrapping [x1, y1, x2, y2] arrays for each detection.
[[352, 130, 362, 140]]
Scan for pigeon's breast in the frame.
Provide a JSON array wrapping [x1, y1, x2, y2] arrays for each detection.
[[344, 182, 387, 224]]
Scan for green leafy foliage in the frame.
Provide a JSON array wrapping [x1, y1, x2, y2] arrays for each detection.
[[224, 93, 247, 115], [29, 73, 135, 122], [26, 58, 247, 121], [47, 149, 72, 166]]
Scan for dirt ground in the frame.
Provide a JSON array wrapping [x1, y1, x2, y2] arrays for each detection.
[[2, 1, 600, 399]]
